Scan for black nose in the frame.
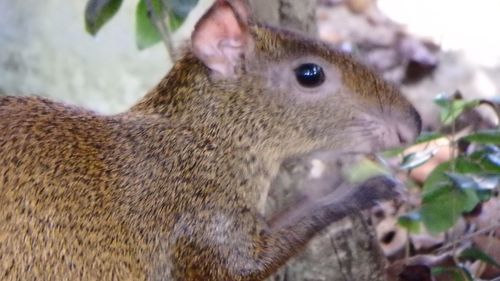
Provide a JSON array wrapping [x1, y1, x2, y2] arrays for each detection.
[[395, 123, 417, 145], [394, 106, 422, 145]]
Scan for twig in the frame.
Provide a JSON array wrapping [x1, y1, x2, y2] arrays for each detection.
[[479, 99, 500, 122], [144, 0, 174, 61], [436, 221, 500, 254]]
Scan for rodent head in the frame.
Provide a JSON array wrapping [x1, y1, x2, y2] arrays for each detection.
[[146, 0, 421, 158]]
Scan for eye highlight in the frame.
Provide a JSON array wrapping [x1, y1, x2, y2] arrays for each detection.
[[294, 63, 325, 88]]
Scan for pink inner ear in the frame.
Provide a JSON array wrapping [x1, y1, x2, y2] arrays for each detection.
[[192, 0, 252, 77]]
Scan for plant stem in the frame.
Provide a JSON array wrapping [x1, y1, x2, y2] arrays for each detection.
[[144, 0, 174, 61]]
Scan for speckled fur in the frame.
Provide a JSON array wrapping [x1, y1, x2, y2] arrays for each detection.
[[0, 18, 420, 281]]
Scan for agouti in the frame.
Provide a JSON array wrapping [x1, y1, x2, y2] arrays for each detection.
[[0, 0, 421, 280]]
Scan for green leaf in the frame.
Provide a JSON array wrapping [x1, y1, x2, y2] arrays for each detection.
[[171, 0, 199, 18], [400, 148, 438, 170], [168, 12, 184, 31], [380, 147, 405, 158], [419, 155, 496, 233], [136, 0, 162, 50], [434, 95, 480, 126], [422, 161, 452, 196], [164, 0, 199, 31], [398, 212, 422, 233], [431, 266, 473, 281], [462, 129, 500, 145], [487, 152, 500, 167], [343, 158, 389, 184], [454, 156, 482, 173], [455, 265, 474, 281], [434, 94, 451, 107], [420, 185, 458, 234], [441, 99, 480, 126], [475, 188, 493, 201], [473, 174, 500, 191], [420, 185, 478, 234], [459, 248, 500, 268], [468, 149, 496, 167], [415, 131, 444, 144], [445, 173, 479, 191], [464, 149, 500, 173], [424, 153, 500, 187], [420, 170, 480, 233], [135, 0, 195, 49], [85, 0, 123, 35]]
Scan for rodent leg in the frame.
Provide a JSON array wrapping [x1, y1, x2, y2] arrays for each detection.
[[170, 176, 399, 281]]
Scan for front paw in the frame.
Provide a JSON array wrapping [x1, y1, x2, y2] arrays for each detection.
[[351, 176, 403, 209]]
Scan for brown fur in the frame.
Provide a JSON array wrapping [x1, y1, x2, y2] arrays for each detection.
[[0, 3, 421, 280]]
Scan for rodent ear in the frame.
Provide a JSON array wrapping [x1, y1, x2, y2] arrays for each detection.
[[191, 0, 253, 78]]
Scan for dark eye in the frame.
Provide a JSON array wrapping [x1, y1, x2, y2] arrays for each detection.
[[294, 63, 325, 88]]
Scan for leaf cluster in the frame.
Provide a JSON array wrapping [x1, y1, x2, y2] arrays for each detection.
[[84, 0, 199, 49], [396, 94, 500, 280]]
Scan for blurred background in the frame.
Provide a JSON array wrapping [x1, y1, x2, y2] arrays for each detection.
[[0, 0, 499, 128], [1, 1, 499, 280]]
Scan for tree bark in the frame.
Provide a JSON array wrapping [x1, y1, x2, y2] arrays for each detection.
[[249, 0, 317, 34], [266, 152, 388, 281]]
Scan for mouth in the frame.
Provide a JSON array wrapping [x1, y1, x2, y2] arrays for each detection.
[[340, 139, 388, 156], [349, 113, 420, 153]]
